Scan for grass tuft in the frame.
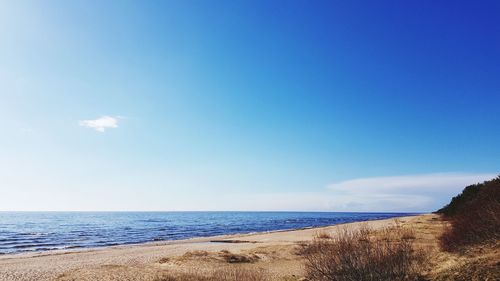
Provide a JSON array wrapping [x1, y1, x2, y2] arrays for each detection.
[[154, 267, 267, 281]]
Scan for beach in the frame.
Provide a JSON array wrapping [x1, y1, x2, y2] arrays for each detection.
[[0, 214, 432, 281]]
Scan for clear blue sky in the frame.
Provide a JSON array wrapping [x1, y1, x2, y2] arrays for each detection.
[[1, 0, 499, 212]]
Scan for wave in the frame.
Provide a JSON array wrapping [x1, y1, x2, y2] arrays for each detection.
[[0, 212, 416, 254]]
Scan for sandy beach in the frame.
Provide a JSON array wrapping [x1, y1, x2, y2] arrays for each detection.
[[2, 1, 498, 279], [0, 215, 428, 281]]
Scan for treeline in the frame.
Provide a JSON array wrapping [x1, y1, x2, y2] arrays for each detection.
[[437, 176, 500, 251]]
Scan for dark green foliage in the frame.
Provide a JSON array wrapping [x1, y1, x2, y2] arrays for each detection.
[[436, 176, 499, 216], [437, 176, 500, 251], [436, 183, 481, 216]]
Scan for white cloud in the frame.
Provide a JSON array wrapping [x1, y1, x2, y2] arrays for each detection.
[[322, 172, 497, 212], [132, 173, 496, 212], [79, 116, 119, 132], [328, 173, 495, 193]]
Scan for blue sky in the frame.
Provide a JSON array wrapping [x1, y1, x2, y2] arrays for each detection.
[[0, 1, 499, 211]]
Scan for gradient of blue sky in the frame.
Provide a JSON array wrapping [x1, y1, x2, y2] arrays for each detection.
[[1, 0, 499, 211]]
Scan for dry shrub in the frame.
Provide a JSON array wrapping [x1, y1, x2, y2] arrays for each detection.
[[182, 250, 209, 258], [218, 250, 259, 263], [316, 231, 332, 239], [154, 267, 267, 281], [301, 225, 427, 281], [439, 177, 500, 251], [158, 257, 170, 264], [401, 229, 416, 240]]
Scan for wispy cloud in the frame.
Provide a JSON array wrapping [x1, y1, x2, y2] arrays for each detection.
[[148, 173, 497, 212], [328, 173, 495, 193], [323, 172, 497, 211], [79, 116, 119, 132]]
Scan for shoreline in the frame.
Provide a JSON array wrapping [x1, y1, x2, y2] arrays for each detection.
[[0, 214, 426, 281], [0, 213, 418, 259]]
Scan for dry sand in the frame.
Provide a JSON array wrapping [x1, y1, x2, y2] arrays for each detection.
[[0, 215, 432, 281]]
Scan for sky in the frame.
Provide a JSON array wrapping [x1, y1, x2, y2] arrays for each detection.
[[0, 0, 499, 212]]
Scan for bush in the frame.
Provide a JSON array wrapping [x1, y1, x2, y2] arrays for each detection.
[[218, 250, 260, 263], [316, 231, 332, 239], [439, 176, 500, 251], [301, 225, 427, 281], [437, 176, 499, 216]]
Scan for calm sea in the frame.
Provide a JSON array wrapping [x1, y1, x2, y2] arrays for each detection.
[[0, 212, 414, 254]]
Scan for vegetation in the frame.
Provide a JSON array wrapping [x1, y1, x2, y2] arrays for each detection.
[[437, 176, 500, 251], [143, 179, 500, 281], [154, 267, 267, 281], [299, 224, 427, 281], [437, 176, 499, 216]]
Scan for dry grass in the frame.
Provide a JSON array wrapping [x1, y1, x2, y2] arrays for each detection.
[[158, 257, 170, 264], [219, 250, 260, 263], [154, 267, 268, 281], [430, 242, 500, 281], [163, 249, 260, 265], [316, 231, 332, 239], [300, 224, 428, 281], [182, 250, 209, 258]]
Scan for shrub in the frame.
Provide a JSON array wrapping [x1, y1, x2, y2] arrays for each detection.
[[301, 225, 427, 281], [316, 231, 332, 239], [218, 250, 259, 263], [437, 176, 499, 216], [439, 176, 500, 251]]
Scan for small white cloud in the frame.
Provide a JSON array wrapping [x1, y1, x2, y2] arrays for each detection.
[[79, 116, 119, 132]]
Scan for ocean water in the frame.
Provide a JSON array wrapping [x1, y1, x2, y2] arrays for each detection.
[[0, 212, 414, 254]]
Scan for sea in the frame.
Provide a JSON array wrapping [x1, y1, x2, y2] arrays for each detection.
[[0, 212, 415, 254]]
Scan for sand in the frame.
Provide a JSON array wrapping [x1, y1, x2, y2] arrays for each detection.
[[0, 215, 431, 281]]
